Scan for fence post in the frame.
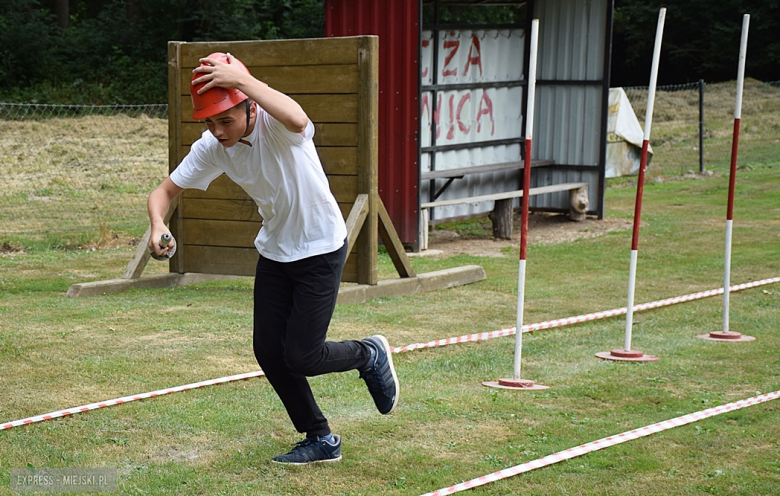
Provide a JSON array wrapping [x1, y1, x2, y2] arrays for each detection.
[[699, 79, 705, 172]]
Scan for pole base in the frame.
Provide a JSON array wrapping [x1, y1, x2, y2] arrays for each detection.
[[596, 349, 659, 362], [482, 378, 549, 390], [696, 331, 755, 342]]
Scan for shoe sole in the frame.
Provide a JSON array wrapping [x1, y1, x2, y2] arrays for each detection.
[[371, 334, 400, 414], [271, 455, 342, 466]]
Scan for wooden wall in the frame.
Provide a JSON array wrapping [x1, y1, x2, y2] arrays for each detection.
[[167, 37, 379, 284]]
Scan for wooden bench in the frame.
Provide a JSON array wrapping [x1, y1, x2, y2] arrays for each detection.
[[421, 159, 555, 201], [420, 182, 589, 247]]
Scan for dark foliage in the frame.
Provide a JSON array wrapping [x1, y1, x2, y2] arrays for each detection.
[[612, 0, 780, 86], [0, 0, 324, 104], [0, 1, 777, 103]]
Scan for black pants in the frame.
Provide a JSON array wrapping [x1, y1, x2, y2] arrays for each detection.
[[253, 241, 372, 438]]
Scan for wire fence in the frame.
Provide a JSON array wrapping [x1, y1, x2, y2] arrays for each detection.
[[1, 81, 778, 238], [623, 80, 780, 177], [0, 104, 168, 236]]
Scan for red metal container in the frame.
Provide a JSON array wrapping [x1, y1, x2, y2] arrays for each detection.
[[325, 0, 421, 247]]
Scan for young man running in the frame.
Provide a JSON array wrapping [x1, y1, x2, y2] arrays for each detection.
[[147, 52, 399, 465]]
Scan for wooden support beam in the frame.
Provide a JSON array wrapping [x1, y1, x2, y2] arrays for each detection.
[[67, 273, 243, 298], [345, 194, 369, 256], [356, 36, 379, 285], [377, 198, 416, 278], [121, 196, 180, 279]]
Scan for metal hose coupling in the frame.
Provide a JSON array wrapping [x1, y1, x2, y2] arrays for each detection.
[[148, 232, 177, 261]]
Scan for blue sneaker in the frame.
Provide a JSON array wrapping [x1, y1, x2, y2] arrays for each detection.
[[271, 435, 342, 465], [360, 335, 399, 414]]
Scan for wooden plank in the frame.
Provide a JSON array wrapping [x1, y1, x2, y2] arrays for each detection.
[[318, 147, 358, 175], [180, 64, 358, 96], [421, 183, 589, 209], [183, 246, 258, 276], [328, 175, 359, 202], [181, 246, 357, 281], [180, 94, 358, 124], [357, 36, 379, 286], [178, 38, 360, 67], [337, 202, 352, 219], [178, 145, 190, 163], [314, 123, 358, 147], [67, 274, 240, 297], [180, 122, 357, 148], [420, 159, 556, 180], [181, 123, 206, 146], [377, 198, 415, 278], [345, 195, 369, 255], [168, 41, 185, 275], [123, 226, 153, 279], [181, 219, 261, 248], [181, 198, 262, 222], [295, 94, 359, 123]]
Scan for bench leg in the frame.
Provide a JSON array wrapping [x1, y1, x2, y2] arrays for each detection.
[[569, 186, 589, 221], [489, 199, 514, 240]]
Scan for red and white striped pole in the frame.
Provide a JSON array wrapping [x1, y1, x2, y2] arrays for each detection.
[[597, 8, 666, 362], [484, 19, 548, 390], [698, 14, 755, 343]]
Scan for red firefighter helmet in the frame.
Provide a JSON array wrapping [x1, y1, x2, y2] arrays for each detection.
[[191, 52, 250, 120]]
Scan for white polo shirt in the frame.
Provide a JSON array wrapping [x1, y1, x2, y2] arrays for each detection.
[[170, 108, 347, 262]]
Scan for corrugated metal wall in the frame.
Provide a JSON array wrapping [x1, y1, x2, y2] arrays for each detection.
[[420, 28, 526, 222], [324, 0, 612, 241], [530, 0, 611, 215], [325, 0, 421, 246]]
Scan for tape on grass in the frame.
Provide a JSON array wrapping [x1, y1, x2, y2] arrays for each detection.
[[1, 371, 263, 431], [1, 277, 777, 431], [420, 390, 780, 496], [394, 276, 780, 353]]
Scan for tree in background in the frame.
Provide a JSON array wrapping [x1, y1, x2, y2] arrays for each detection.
[[612, 0, 780, 86], [0, 0, 324, 104], [1, 1, 778, 103]]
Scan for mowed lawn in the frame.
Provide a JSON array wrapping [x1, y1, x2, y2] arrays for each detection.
[[0, 163, 778, 495]]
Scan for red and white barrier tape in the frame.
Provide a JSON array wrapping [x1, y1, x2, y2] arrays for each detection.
[[1, 371, 263, 431], [393, 276, 780, 353], [421, 389, 780, 496], [2, 276, 777, 432]]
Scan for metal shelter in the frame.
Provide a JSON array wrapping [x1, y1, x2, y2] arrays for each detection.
[[326, 0, 614, 250]]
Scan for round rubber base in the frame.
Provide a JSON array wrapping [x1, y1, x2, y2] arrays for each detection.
[[595, 350, 659, 362], [696, 331, 756, 342], [482, 379, 549, 390]]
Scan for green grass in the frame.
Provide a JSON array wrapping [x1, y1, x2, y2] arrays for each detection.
[[626, 80, 780, 178], [1, 166, 779, 495]]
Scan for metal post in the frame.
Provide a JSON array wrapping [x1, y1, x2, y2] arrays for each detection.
[[597, 8, 665, 363], [484, 19, 548, 390], [698, 14, 755, 342], [699, 79, 704, 173]]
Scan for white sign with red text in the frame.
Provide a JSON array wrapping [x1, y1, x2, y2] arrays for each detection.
[[420, 29, 525, 170]]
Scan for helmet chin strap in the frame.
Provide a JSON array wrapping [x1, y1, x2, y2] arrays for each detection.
[[238, 100, 253, 147], [243, 99, 252, 136]]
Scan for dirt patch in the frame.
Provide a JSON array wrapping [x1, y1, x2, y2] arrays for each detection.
[[82, 231, 143, 251], [420, 213, 633, 258]]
